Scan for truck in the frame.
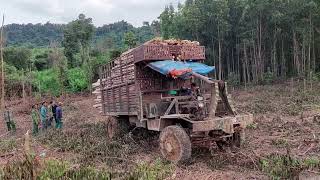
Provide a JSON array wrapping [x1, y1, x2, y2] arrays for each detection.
[[94, 39, 253, 163]]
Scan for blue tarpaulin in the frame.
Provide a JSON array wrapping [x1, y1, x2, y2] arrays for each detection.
[[148, 60, 215, 77]]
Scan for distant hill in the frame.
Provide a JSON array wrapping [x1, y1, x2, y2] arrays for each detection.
[[4, 23, 64, 47], [4, 20, 158, 48]]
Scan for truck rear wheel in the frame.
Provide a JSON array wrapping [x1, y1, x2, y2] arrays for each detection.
[[159, 126, 191, 163]]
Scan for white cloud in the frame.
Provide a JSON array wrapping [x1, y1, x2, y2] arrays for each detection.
[[0, 0, 184, 26]]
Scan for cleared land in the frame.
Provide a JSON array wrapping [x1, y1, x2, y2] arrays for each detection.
[[1, 81, 320, 179]]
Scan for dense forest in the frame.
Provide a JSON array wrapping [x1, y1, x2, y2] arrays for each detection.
[[1, 0, 320, 99], [4, 20, 158, 48], [1, 16, 158, 97], [159, 0, 320, 85]]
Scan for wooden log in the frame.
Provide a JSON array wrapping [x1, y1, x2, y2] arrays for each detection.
[[93, 104, 102, 108]]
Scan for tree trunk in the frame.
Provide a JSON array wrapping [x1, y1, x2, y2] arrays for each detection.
[[218, 39, 222, 80], [22, 80, 26, 103], [237, 40, 240, 82], [308, 12, 312, 78], [272, 28, 277, 76], [281, 39, 286, 77], [0, 15, 4, 110], [293, 31, 300, 75], [243, 42, 247, 90], [258, 16, 262, 82]]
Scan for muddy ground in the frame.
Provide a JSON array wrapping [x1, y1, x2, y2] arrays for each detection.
[[1, 81, 320, 179]]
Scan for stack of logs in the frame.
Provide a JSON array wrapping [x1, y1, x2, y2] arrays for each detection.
[[145, 37, 200, 46], [92, 49, 137, 114], [92, 79, 102, 113]]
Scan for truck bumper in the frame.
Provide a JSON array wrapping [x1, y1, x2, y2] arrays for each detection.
[[192, 113, 254, 134]]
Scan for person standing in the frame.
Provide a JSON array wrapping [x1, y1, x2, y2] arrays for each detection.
[[3, 106, 16, 132], [40, 102, 48, 130], [47, 101, 53, 128], [31, 104, 40, 135], [55, 102, 63, 129], [50, 101, 58, 127]]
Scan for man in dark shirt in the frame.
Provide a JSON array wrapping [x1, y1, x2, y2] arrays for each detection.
[[191, 83, 201, 96], [55, 102, 63, 129], [50, 101, 58, 127]]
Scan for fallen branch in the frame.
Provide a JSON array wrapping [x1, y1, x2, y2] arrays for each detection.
[[239, 151, 259, 170], [301, 144, 315, 155], [307, 170, 320, 174], [0, 152, 15, 158]]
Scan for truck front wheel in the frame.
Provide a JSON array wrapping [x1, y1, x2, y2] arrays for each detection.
[[159, 126, 191, 163]]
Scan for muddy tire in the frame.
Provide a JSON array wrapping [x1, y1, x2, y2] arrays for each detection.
[[106, 116, 130, 139], [159, 126, 191, 163]]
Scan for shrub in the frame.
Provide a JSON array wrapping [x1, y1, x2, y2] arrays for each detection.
[[0, 138, 17, 154], [259, 154, 320, 179], [67, 68, 89, 93], [33, 69, 61, 96]]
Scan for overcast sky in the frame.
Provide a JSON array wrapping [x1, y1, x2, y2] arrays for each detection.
[[0, 0, 184, 27]]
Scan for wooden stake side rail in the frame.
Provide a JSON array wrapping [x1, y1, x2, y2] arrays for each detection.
[[102, 82, 137, 115]]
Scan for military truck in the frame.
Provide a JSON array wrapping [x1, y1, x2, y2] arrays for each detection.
[[95, 39, 253, 163]]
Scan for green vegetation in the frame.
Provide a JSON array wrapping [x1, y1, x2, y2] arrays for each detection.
[[0, 120, 172, 180], [260, 154, 320, 179], [0, 138, 17, 154], [2, 0, 320, 97], [4, 23, 64, 47], [0, 156, 172, 180], [271, 139, 289, 148], [2, 14, 157, 97], [159, 0, 320, 83], [129, 158, 173, 180]]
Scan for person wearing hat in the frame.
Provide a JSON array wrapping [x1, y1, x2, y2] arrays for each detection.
[[55, 102, 63, 129]]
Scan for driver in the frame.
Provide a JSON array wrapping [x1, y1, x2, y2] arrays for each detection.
[[191, 83, 200, 96]]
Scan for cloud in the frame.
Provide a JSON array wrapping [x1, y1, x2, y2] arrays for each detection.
[[0, 0, 184, 26]]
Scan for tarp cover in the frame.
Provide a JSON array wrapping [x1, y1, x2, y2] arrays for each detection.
[[148, 60, 215, 78]]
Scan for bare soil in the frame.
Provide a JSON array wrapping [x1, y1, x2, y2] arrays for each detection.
[[1, 82, 320, 179]]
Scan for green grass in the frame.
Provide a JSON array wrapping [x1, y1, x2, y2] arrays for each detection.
[[0, 155, 172, 180], [0, 138, 17, 154], [247, 123, 258, 129], [259, 154, 320, 179], [271, 139, 289, 148], [128, 158, 173, 180]]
